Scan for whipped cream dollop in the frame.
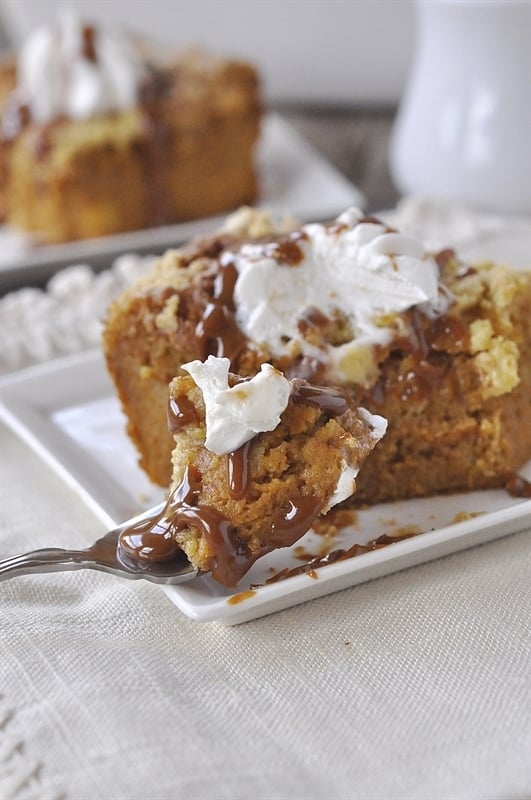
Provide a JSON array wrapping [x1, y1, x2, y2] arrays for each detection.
[[232, 208, 451, 384], [16, 13, 145, 123], [182, 356, 292, 455]]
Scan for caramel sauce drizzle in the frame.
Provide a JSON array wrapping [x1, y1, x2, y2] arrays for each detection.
[[227, 441, 252, 500], [435, 248, 457, 270], [167, 395, 198, 434], [268, 496, 324, 550], [292, 381, 351, 416], [251, 231, 308, 266], [369, 305, 470, 406], [118, 466, 246, 586], [186, 221, 468, 410], [118, 464, 327, 587], [261, 530, 420, 586], [195, 261, 248, 363], [297, 307, 331, 337]]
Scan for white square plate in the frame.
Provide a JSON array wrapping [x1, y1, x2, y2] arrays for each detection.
[[1, 349, 529, 625], [0, 113, 363, 289]]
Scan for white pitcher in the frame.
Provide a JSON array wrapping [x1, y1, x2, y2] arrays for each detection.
[[390, 0, 531, 215]]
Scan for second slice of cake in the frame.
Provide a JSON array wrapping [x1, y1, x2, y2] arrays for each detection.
[[0, 14, 261, 242]]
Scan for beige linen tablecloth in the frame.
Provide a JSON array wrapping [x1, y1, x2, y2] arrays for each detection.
[[2, 424, 530, 800], [1, 199, 530, 800]]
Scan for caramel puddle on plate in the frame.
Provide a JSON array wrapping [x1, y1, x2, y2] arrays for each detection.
[[248, 509, 423, 588], [227, 589, 257, 605]]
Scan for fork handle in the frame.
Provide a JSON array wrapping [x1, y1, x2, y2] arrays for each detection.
[[0, 548, 89, 580]]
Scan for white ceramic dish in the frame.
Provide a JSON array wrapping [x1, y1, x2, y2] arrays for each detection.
[[0, 113, 363, 289], [1, 349, 529, 625]]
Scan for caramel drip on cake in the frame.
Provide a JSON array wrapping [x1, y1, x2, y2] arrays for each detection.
[[167, 395, 199, 433], [292, 382, 351, 416], [268, 495, 323, 550], [227, 441, 252, 500], [118, 466, 240, 586], [195, 261, 248, 362], [118, 503, 185, 565], [369, 308, 471, 406], [297, 307, 331, 337], [249, 231, 308, 266]]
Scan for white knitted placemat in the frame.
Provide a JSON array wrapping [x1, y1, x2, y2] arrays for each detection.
[[0, 254, 154, 374]]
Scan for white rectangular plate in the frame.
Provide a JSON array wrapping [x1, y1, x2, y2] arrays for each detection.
[[0, 113, 363, 289], [1, 350, 529, 625]]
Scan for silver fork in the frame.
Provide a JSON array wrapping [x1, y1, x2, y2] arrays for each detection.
[[0, 503, 200, 585]]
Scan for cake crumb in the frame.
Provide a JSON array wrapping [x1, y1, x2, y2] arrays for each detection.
[[155, 295, 180, 333], [469, 318, 493, 353], [474, 338, 519, 397], [452, 511, 485, 523]]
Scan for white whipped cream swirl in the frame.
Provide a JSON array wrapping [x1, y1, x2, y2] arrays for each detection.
[[17, 13, 145, 123], [182, 356, 292, 456], [231, 208, 451, 384]]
